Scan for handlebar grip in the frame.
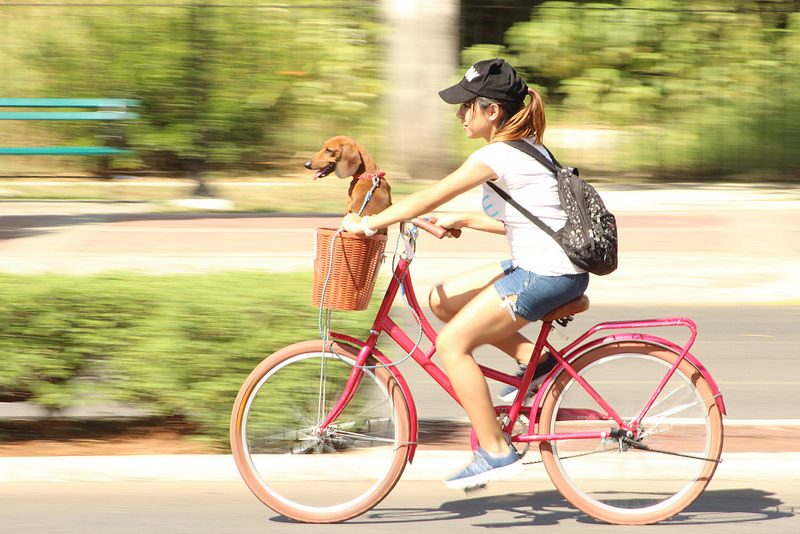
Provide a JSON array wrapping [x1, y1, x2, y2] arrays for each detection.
[[409, 218, 461, 239]]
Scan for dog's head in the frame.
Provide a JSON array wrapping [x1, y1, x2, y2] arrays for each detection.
[[303, 136, 367, 180]]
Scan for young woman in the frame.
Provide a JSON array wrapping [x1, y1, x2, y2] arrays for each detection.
[[341, 58, 589, 489]]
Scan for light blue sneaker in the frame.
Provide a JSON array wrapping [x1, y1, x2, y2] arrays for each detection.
[[443, 445, 523, 490], [498, 356, 557, 403]]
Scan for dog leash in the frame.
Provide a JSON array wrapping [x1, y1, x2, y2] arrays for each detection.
[[317, 170, 421, 370], [354, 171, 385, 216], [317, 226, 418, 371], [317, 171, 382, 362], [317, 227, 420, 371], [318, 171, 384, 331]]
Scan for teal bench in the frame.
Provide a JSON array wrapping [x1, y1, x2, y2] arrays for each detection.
[[0, 98, 139, 156]]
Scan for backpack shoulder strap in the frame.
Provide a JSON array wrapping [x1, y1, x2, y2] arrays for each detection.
[[504, 139, 561, 174], [485, 180, 556, 238], [542, 146, 562, 169], [488, 140, 570, 240]]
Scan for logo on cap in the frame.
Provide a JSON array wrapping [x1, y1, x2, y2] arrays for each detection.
[[464, 66, 480, 82]]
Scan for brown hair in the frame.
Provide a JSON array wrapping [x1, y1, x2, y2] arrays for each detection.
[[477, 87, 546, 144]]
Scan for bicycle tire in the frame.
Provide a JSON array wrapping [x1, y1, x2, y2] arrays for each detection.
[[537, 341, 723, 525], [230, 340, 412, 523]]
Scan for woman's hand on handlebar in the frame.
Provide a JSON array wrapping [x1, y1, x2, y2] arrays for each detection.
[[427, 214, 466, 238]]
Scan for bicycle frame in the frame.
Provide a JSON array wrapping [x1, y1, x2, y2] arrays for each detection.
[[321, 226, 726, 462]]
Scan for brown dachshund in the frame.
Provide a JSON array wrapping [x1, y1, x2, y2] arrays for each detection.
[[304, 136, 391, 224]]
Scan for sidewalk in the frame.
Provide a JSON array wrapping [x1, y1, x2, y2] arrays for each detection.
[[1, 182, 799, 304]]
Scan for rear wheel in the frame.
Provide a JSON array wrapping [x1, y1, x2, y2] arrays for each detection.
[[230, 340, 411, 523], [538, 341, 723, 524]]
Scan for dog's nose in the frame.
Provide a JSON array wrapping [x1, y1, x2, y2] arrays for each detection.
[[304, 160, 312, 169]]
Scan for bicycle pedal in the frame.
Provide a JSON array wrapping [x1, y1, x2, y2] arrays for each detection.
[[464, 482, 487, 493]]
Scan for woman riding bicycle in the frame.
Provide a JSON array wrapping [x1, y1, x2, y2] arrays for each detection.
[[341, 58, 589, 489]]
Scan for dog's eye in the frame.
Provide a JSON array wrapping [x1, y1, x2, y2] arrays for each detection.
[[325, 148, 333, 154]]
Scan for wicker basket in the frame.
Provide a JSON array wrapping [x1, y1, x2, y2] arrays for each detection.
[[312, 227, 387, 311]]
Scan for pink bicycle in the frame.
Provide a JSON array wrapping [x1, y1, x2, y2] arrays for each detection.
[[230, 219, 725, 525]]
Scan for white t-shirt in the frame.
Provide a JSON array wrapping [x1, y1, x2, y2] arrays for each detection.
[[471, 139, 584, 276]]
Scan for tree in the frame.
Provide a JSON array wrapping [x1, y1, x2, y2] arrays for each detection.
[[469, 0, 800, 177], [12, 1, 383, 174]]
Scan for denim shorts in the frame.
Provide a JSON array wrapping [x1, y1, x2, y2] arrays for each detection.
[[493, 259, 589, 322]]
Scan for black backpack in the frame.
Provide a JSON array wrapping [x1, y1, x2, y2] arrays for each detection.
[[486, 140, 618, 276]]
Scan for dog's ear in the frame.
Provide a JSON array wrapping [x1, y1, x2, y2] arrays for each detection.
[[334, 139, 363, 178]]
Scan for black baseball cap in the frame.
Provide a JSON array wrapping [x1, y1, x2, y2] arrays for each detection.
[[439, 58, 528, 105]]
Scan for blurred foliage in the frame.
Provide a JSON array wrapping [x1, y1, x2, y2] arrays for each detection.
[[0, 271, 380, 447], [0, 1, 383, 172], [2, 1, 800, 179], [465, 0, 800, 178]]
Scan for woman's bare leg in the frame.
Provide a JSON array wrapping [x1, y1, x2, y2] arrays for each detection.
[[435, 283, 531, 454], [429, 263, 541, 366]]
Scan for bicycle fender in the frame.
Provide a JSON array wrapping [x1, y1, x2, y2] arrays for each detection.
[[330, 332, 420, 463], [530, 334, 726, 424]]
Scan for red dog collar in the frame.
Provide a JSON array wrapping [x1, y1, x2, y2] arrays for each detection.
[[354, 171, 385, 180]]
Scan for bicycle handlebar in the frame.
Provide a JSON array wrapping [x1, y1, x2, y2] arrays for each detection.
[[409, 218, 462, 239]]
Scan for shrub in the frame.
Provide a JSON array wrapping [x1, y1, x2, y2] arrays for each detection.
[[0, 271, 379, 448]]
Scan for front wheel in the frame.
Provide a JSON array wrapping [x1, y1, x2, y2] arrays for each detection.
[[538, 341, 723, 525], [230, 340, 412, 523]]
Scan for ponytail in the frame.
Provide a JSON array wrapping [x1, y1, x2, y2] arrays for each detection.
[[490, 87, 546, 144]]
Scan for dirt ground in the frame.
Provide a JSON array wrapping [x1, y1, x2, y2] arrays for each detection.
[[0, 434, 209, 457], [0, 419, 215, 457], [0, 418, 476, 457]]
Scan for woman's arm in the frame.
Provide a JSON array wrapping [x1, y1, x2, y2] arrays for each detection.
[[341, 157, 497, 234], [433, 212, 506, 235]]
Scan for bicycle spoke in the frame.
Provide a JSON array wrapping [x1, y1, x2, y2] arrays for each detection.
[[331, 430, 409, 446], [643, 390, 719, 424], [538, 342, 723, 525], [231, 343, 411, 522], [640, 381, 685, 417], [316, 348, 330, 425], [292, 437, 336, 454]]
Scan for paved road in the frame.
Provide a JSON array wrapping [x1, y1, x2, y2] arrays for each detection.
[[2, 478, 799, 533], [394, 303, 800, 422]]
